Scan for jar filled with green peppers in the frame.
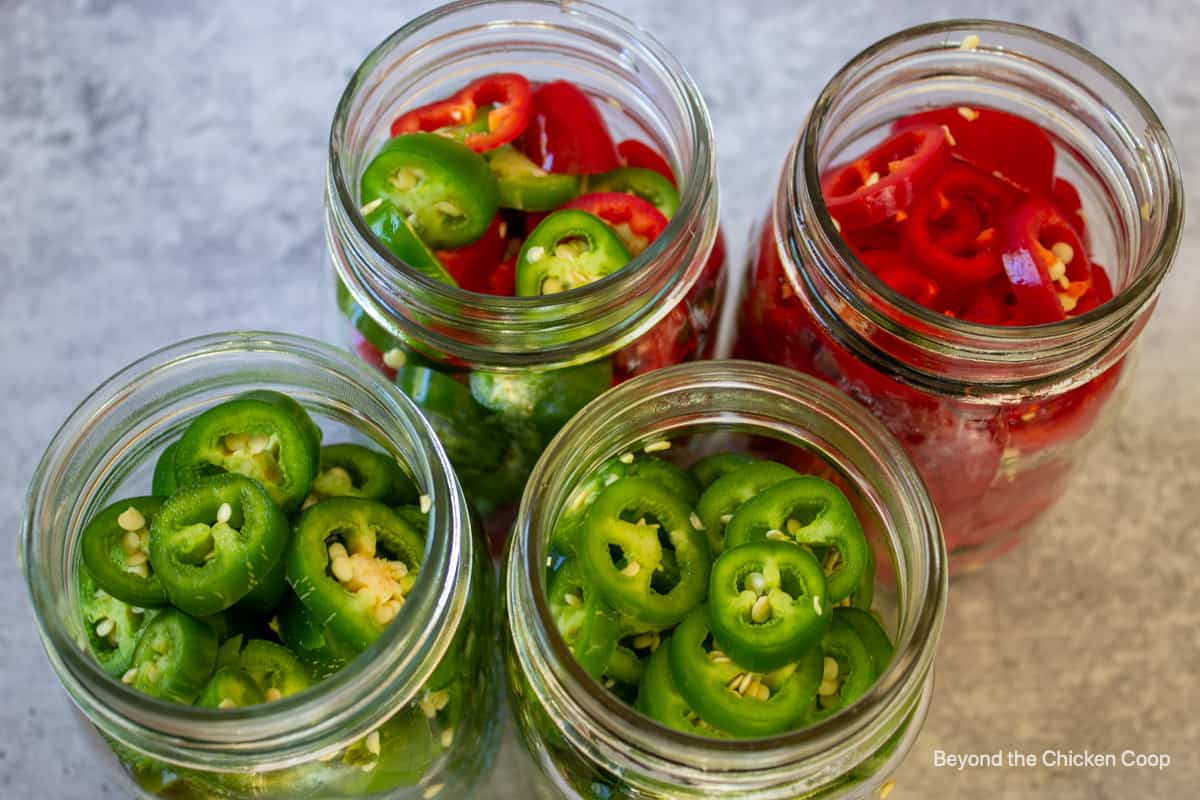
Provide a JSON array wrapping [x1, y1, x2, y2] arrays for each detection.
[[20, 332, 499, 799], [503, 361, 947, 799], [325, 0, 726, 547]]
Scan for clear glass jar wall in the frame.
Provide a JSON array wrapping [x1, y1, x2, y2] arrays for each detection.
[[326, 0, 724, 543], [20, 333, 499, 799], [733, 21, 1183, 571], [504, 362, 947, 799]]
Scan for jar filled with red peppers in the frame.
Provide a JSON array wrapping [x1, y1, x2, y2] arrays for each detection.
[[325, 0, 725, 547], [734, 21, 1183, 571]]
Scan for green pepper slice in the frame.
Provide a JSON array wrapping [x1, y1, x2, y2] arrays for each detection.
[[286, 498, 424, 651], [577, 477, 709, 627], [360, 133, 499, 250], [234, 550, 288, 615], [588, 167, 680, 218], [552, 454, 700, 558], [696, 461, 799, 556], [173, 391, 321, 513], [604, 644, 645, 688], [707, 541, 831, 673], [238, 639, 314, 700], [723, 476, 869, 603], [835, 607, 894, 676], [515, 209, 630, 296], [78, 566, 158, 677], [807, 614, 876, 722], [485, 145, 581, 211], [308, 443, 416, 506], [149, 474, 291, 616], [151, 442, 179, 497], [668, 605, 822, 737], [468, 359, 612, 445], [277, 592, 356, 680], [360, 198, 457, 286], [128, 609, 219, 704], [196, 666, 266, 709], [635, 639, 729, 738], [332, 710, 436, 793], [689, 452, 758, 490], [80, 497, 169, 607], [395, 365, 507, 471], [547, 558, 621, 679]]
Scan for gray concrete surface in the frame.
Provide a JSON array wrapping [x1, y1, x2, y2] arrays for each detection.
[[1, 1, 1197, 798]]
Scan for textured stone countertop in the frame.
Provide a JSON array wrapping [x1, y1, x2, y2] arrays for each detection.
[[1, 1, 1196, 798]]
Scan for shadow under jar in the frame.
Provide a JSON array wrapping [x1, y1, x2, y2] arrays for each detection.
[[504, 361, 947, 799], [734, 20, 1184, 572], [326, 0, 725, 548], [20, 332, 499, 799]]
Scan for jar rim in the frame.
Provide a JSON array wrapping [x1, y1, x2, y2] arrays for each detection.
[[19, 331, 472, 770], [786, 18, 1184, 391], [327, 0, 719, 369], [507, 361, 947, 782]]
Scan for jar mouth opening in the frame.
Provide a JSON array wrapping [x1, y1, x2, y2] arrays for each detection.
[[508, 361, 947, 766], [791, 19, 1183, 374], [328, 0, 718, 365], [20, 332, 469, 769]]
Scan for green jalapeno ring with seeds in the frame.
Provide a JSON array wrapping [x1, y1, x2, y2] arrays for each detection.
[[78, 566, 158, 678], [197, 666, 266, 709], [547, 558, 621, 679], [308, 443, 417, 506], [515, 209, 631, 296], [696, 461, 800, 556], [127, 608, 219, 705], [587, 166, 681, 218], [149, 473, 291, 617], [635, 639, 731, 739], [237, 639, 315, 701], [723, 476, 870, 602], [80, 496, 169, 608], [576, 476, 710, 628], [806, 614, 876, 723]]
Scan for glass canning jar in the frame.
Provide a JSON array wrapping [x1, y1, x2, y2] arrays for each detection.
[[20, 332, 499, 799], [503, 361, 947, 799], [325, 0, 724, 544], [733, 20, 1184, 571]]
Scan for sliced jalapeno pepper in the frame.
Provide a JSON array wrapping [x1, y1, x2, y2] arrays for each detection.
[[635, 640, 729, 738], [360, 197, 457, 287], [723, 476, 869, 603], [835, 607, 893, 676], [128, 609, 219, 704], [78, 566, 158, 677], [81, 497, 169, 607], [515, 209, 630, 295], [668, 605, 822, 737], [238, 639, 314, 700], [547, 558, 621, 679], [149, 474, 291, 616], [308, 443, 416, 506], [197, 666, 266, 709], [468, 359, 612, 444], [485, 145, 581, 211], [333, 710, 436, 794], [277, 592, 355, 680], [234, 550, 288, 615], [286, 498, 423, 651], [587, 166, 680, 218], [806, 614, 875, 723], [173, 390, 321, 513], [577, 476, 710, 627], [604, 645, 644, 687], [151, 442, 179, 497], [689, 452, 758, 490], [551, 454, 700, 558], [695, 461, 799, 556], [360, 133, 499, 250], [708, 541, 831, 673]]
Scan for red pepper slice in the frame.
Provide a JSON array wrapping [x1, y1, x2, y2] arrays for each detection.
[[860, 250, 940, 308], [522, 80, 621, 174], [894, 106, 1055, 195], [959, 276, 1019, 325], [484, 255, 517, 296], [999, 197, 1093, 324], [1071, 263, 1113, 315], [902, 164, 1018, 286], [435, 214, 508, 292], [821, 125, 950, 229], [391, 73, 532, 153], [617, 139, 676, 186], [1051, 177, 1087, 238], [563, 192, 669, 256]]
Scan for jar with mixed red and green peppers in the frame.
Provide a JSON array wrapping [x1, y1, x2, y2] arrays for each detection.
[[326, 0, 724, 547], [504, 361, 947, 799], [21, 333, 499, 799], [734, 21, 1183, 570]]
